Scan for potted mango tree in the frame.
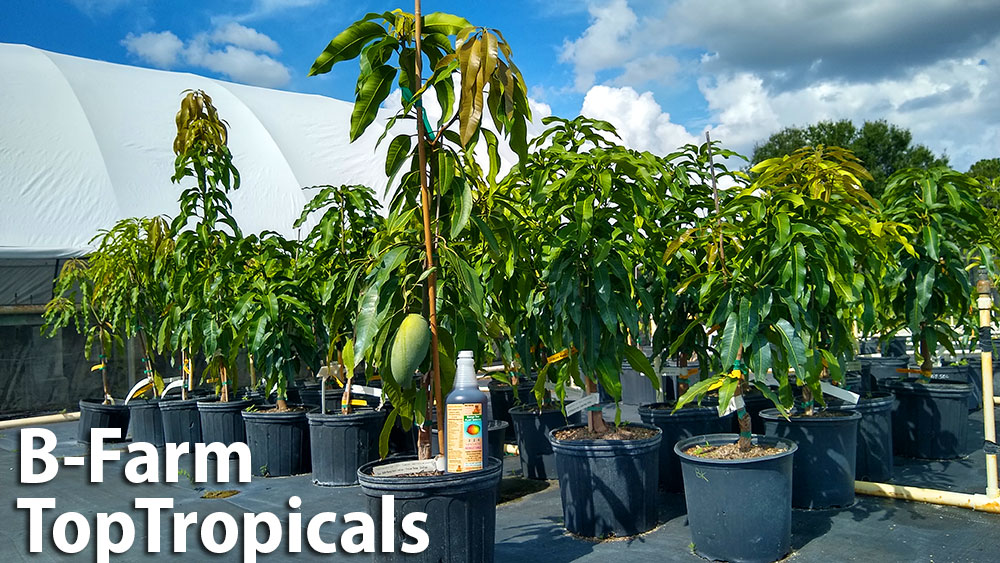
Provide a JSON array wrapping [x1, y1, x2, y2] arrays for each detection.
[[295, 184, 387, 485], [510, 115, 666, 538], [309, 6, 531, 561], [879, 166, 990, 459], [640, 139, 741, 493], [164, 89, 253, 445], [235, 232, 317, 477], [90, 216, 174, 446], [43, 258, 130, 444]]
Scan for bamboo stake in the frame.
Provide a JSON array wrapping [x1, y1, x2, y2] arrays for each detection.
[[414, 0, 446, 459]]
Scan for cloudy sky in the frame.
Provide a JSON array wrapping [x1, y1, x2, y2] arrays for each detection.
[[3, 0, 998, 170]]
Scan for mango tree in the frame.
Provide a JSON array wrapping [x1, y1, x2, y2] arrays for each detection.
[[672, 146, 909, 447], [294, 184, 383, 413], [880, 167, 991, 380], [309, 7, 531, 458], [161, 90, 246, 402], [506, 116, 667, 432]]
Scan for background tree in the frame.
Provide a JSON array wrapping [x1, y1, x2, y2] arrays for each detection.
[[751, 119, 947, 199]]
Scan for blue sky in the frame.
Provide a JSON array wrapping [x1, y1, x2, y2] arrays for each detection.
[[3, 0, 999, 170]]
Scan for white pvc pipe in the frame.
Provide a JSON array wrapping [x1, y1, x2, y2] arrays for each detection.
[[0, 412, 80, 430], [856, 481, 1000, 514]]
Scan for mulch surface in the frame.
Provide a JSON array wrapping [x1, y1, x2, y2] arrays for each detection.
[[683, 442, 787, 460], [554, 425, 658, 442]]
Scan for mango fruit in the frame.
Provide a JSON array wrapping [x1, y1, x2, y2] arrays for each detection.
[[390, 313, 430, 388]]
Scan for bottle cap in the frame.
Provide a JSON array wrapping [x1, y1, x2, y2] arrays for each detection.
[[459, 350, 474, 360]]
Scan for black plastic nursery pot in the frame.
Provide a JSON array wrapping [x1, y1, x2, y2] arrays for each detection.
[[307, 408, 385, 486], [638, 401, 731, 492], [508, 404, 583, 480], [357, 456, 503, 563], [242, 407, 311, 477], [488, 378, 536, 433], [675, 433, 797, 563], [158, 398, 202, 446], [828, 392, 895, 482], [860, 356, 910, 390], [127, 398, 164, 446], [547, 423, 661, 538], [933, 363, 981, 411], [78, 399, 130, 444], [197, 398, 255, 445], [885, 378, 971, 460], [761, 408, 861, 509]]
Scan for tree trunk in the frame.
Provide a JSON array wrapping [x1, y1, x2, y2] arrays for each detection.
[[677, 354, 689, 396], [220, 365, 229, 403], [802, 384, 815, 417], [920, 331, 932, 382], [585, 376, 608, 434], [339, 348, 353, 415]]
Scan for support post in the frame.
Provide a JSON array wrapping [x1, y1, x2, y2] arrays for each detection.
[[977, 276, 999, 499]]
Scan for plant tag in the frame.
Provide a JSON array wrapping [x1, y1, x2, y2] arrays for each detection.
[[350, 385, 382, 398], [722, 393, 745, 417], [370, 458, 441, 477], [564, 393, 600, 416], [821, 381, 860, 404], [543, 382, 585, 401], [845, 360, 862, 371], [661, 367, 683, 377]]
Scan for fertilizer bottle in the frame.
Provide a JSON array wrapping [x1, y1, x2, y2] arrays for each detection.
[[445, 350, 488, 473]]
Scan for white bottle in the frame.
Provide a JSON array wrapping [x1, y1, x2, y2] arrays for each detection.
[[445, 351, 489, 473]]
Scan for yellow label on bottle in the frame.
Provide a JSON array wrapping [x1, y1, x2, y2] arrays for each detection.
[[446, 403, 484, 473]]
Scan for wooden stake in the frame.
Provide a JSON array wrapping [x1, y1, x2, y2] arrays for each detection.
[[414, 0, 446, 459]]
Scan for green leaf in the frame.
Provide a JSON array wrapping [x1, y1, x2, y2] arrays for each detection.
[[922, 226, 939, 261], [378, 408, 398, 459], [353, 282, 381, 360], [719, 311, 739, 369], [623, 346, 658, 391], [450, 178, 473, 238], [717, 377, 738, 418], [350, 65, 396, 142], [310, 21, 387, 76], [422, 12, 472, 36], [775, 319, 807, 381], [385, 134, 412, 177], [342, 338, 356, 374]]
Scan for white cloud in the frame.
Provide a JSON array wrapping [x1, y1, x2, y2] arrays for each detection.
[[122, 23, 291, 88], [69, 0, 132, 17], [236, 0, 324, 21], [559, 0, 639, 91], [186, 44, 291, 88], [579, 85, 698, 155], [122, 31, 185, 68], [209, 22, 281, 55]]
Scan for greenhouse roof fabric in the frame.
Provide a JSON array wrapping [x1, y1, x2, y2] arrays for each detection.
[[0, 42, 396, 259]]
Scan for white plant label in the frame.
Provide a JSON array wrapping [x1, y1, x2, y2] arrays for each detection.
[[564, 393, 600, 416], [370, 457, 444, 477], [722, 393, 745, 417], [845, 361, 862, 371], [351, 385, 382, 398], [543, 382, 585, 401], [820, 381, 860, 404]]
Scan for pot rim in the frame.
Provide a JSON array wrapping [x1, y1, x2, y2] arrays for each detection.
[[674, 432, 797, 465], [547, 422, 662, 453]]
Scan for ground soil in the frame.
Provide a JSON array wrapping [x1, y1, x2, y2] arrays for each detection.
[[791, 409, 855, 418], [256, 405, 307, 414], [499, 478, 549, 504], [683, 442, 788, 460], [554, 425, 658, 442]]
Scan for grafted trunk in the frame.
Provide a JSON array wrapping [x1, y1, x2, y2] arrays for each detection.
[[585, 377, 608, 433]]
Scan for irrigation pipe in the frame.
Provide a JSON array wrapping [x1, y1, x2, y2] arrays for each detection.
[[856, 275, 1000, 510], [0, 411, 80, 430]]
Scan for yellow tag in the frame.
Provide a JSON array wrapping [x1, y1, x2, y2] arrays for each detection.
[[547, 349, 570, 364], [91, 363, 105, 372], [686, 368, 699, 376], [183, 358, 192, 377], [897, 368, 927, 375], [706, 379, 725, 392], [341, 399, 368, 406], [728, 369, 743, 379]]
